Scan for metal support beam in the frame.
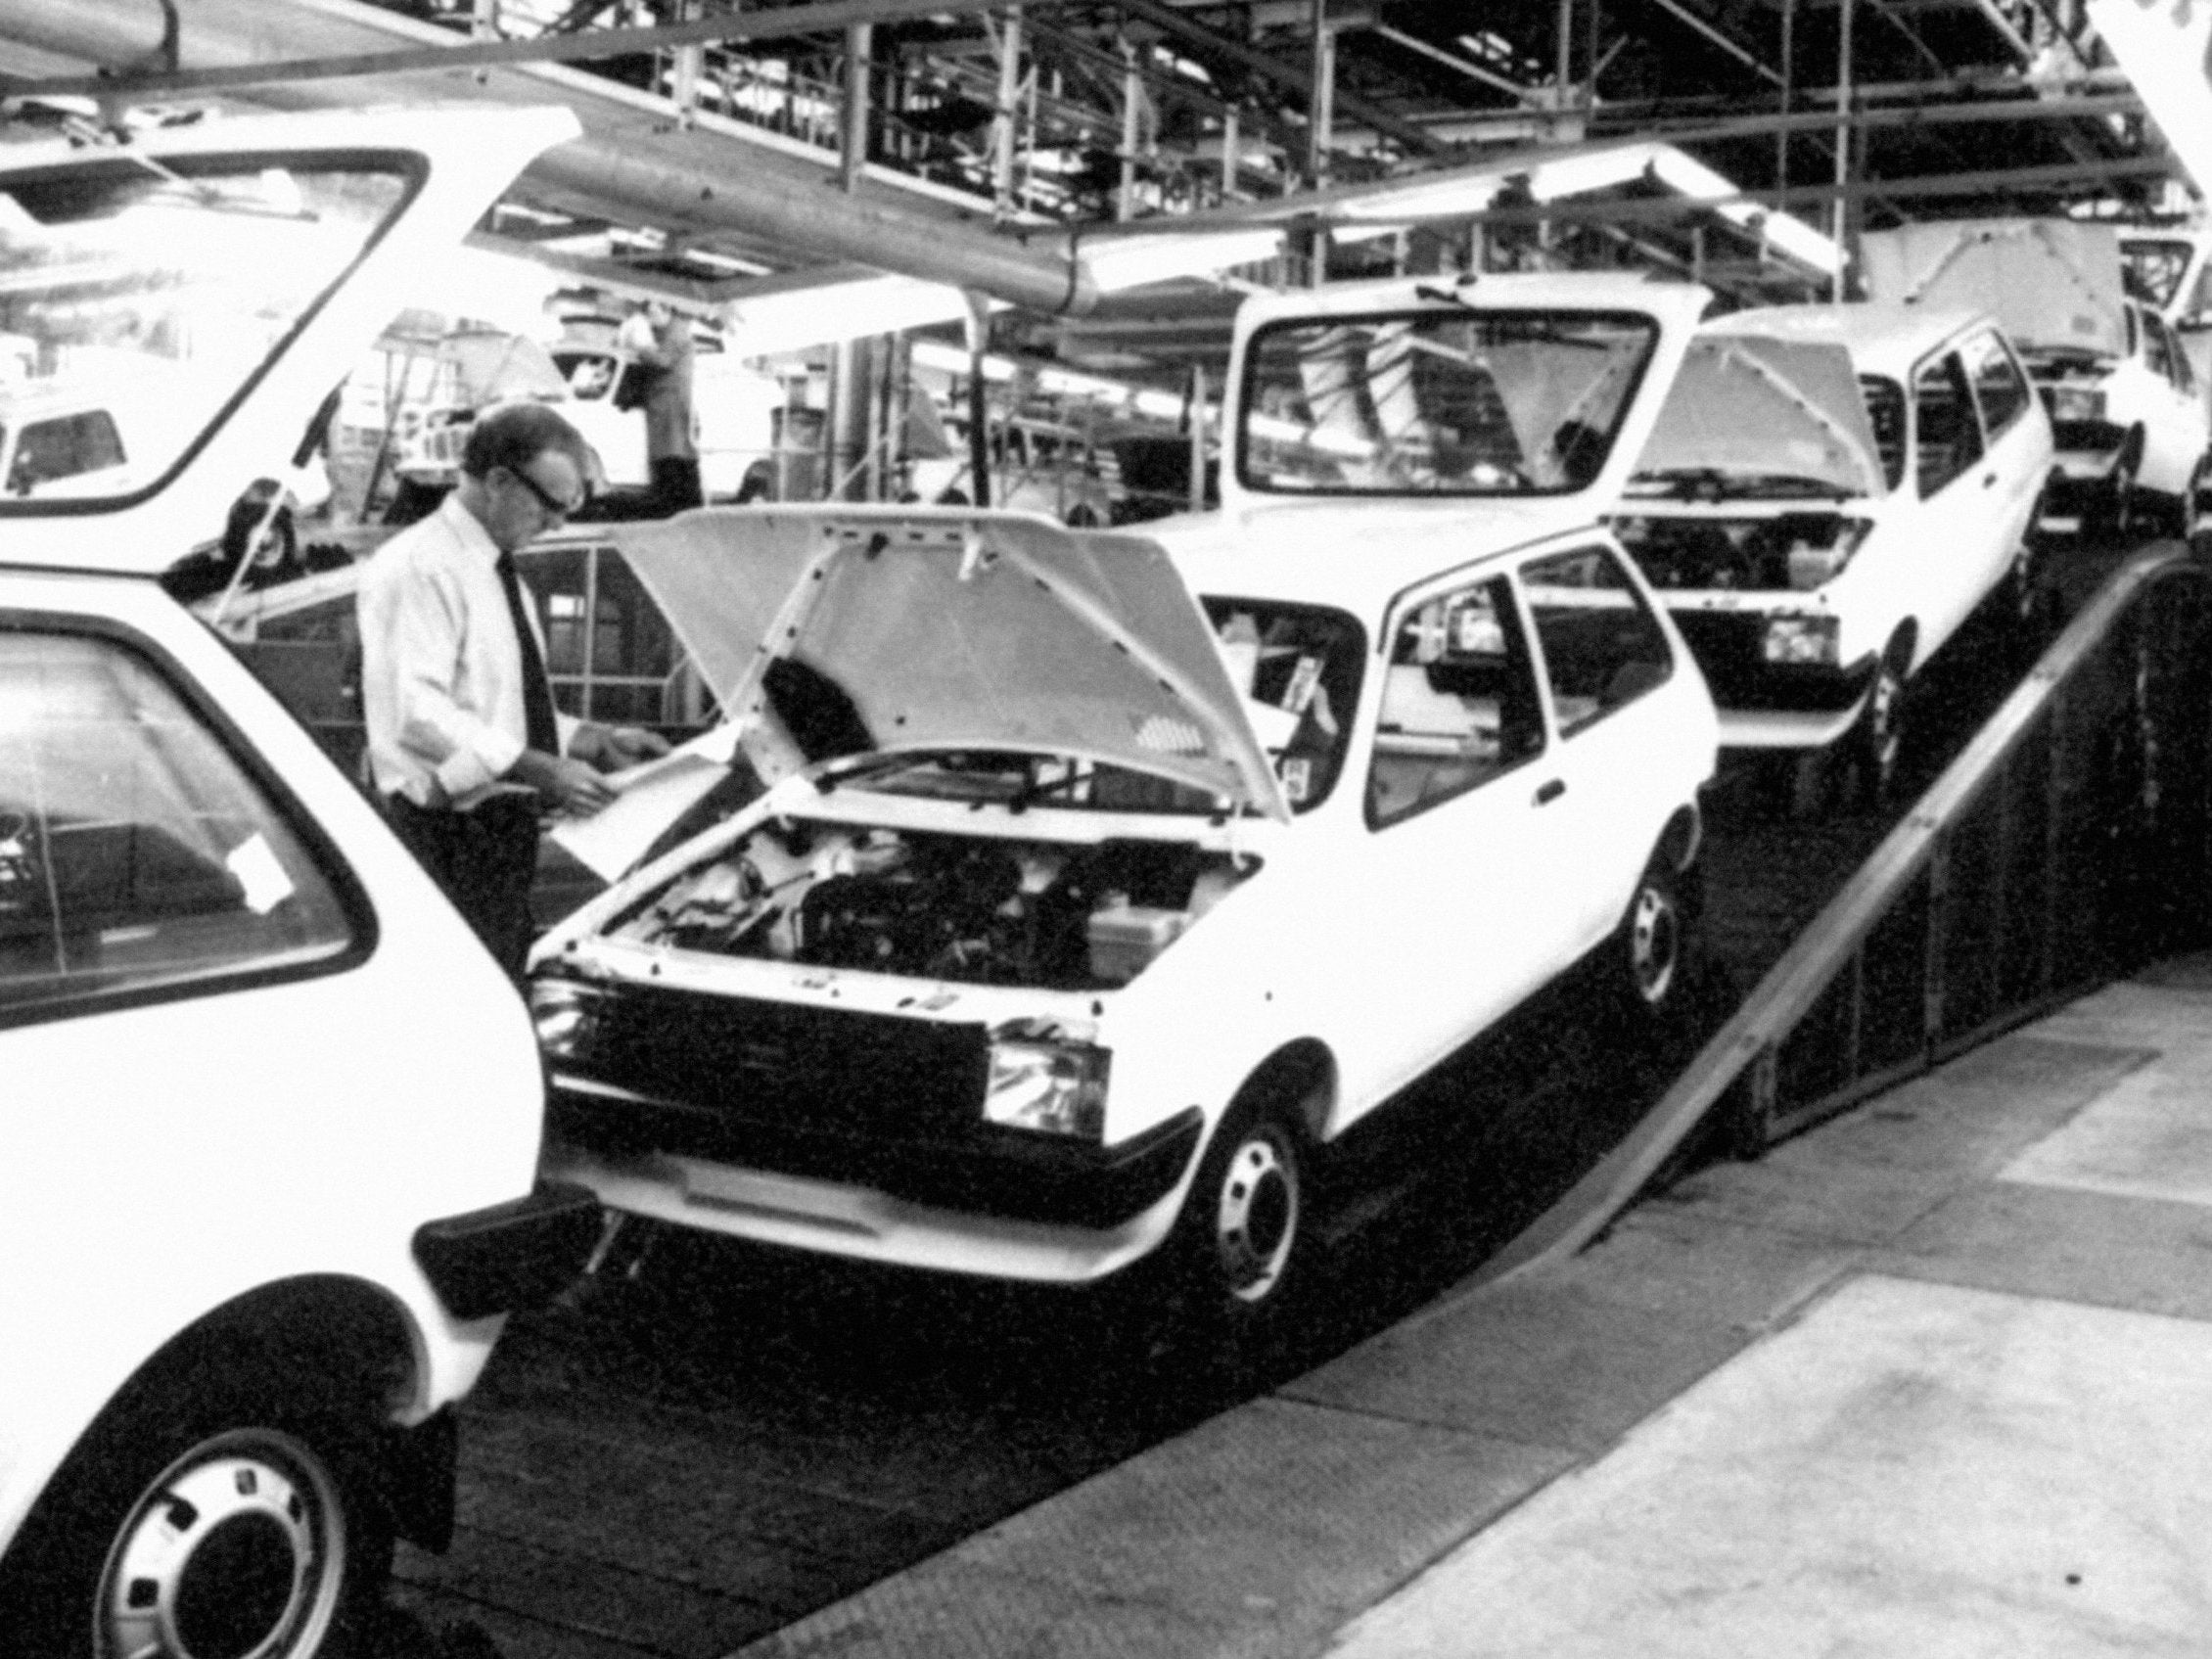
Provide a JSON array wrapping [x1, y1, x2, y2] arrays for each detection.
[[843, 22, 872, 192], [1371, 23, 1542, 106], [1307, 0, 1335, 186], [1110, 0, 1446, 157], [1640, 0, 1788, 87], [991, 5, 1024, 214], [0, 0, 994, 99]]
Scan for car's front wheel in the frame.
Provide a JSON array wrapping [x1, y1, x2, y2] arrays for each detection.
[[1616, 854, 1694, 1023], [2, 1375, 394, 1658], [1159, 1089, 1317, 1360]]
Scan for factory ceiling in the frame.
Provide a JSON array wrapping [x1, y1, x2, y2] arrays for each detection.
[[0, 0, 2182, 388]]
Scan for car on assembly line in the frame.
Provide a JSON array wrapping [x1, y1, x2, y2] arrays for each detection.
[[1860, 218, 2208, 538], [0, 107, 605, 1657], [1613, 301, 2054, 809], [524, 270, 1719, 1341]]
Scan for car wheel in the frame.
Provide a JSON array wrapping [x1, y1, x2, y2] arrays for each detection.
[[1852, 645, 1910, 810], [1167, 1095, 1312, 1351], [2088, 448, 2141, 543], [2, 1375, 393, 1658], [1616, 854, 1694, 1022]]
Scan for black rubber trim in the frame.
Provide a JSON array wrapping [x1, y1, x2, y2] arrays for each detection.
[[549, 1085, 1205, 1229], [411, 1181, 605, 1319]]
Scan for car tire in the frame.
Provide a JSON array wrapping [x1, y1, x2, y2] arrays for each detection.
[[1167, 1093, 1313, 1352], [2088, 443, 2141, 543], [1850, 642, 1911, 811], [1615, 853, 1696, 1024], [1998, 541, 2054, 660], [1, 1372, 394, 1658]]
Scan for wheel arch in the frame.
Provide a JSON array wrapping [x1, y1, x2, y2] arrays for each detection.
[[1231, 1037, 1337, 1144], [1655, 803, 1702, 875]]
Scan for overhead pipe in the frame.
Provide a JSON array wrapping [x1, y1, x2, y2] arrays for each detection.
[[0, 0, 1100, 315]]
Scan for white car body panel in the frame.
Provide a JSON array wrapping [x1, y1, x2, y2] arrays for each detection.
[[1617, 302, 2053, 751], [530, 274, 1719, 1287], [0, 106, 587, 1585]]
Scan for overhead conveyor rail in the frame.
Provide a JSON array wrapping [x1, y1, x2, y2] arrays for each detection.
[[1478, 542, 2212, 1289]]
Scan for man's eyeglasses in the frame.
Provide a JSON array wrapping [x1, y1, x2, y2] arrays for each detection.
[[503, 464, 587, 520]]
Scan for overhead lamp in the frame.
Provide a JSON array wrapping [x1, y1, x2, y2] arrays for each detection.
[[1083, 228, 1287, 293]]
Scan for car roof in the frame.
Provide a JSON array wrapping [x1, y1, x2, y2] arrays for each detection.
[[1703, 301, 1993, 375], [1231, 268, 1701, 331]]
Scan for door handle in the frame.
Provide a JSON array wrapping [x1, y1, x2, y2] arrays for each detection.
[[1982, 472, 1997, 488], [1535, 778, 1566, 806]]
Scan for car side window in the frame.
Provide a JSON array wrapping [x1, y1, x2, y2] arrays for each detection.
[[8, 411, 124, 496], [1367, 576, 1544, 828], [1859, 376, 1908, 491], [1520, 546, 1672, 736], [2143, 311, 2184, 391], [1914, 351, 1983, 499], [1962, 331, 2031, 440], [0, 628, 354, 1019]]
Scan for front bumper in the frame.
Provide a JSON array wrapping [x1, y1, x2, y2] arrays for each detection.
[[1667, 610, 1877, 747], [548, 1073, 1203, 1231], [411, 1181, 606, 1320]]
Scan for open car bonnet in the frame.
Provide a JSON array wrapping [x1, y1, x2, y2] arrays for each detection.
[[1631, 334, 1885, 498], [1857, 219, 2127, 358], [0, 104, 579, 574], [611, 504, 1291, 823]]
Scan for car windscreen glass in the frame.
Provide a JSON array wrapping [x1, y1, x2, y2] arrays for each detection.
[[2124, 238, 2195, 309], [0, 153, 414, 506], [1239, 309, 1659, 497]]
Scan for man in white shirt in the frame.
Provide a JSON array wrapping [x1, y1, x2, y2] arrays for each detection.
[[358, 400, 668, 978]]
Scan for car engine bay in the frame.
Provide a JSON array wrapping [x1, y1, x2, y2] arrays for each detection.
[[607, 817, 1252, 989], [1613, 512, 1869, 593]]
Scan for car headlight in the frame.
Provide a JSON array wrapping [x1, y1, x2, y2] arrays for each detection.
[[985, 1037, 1110, 1138], [2044, 384, 2107, 424], [530, 976, 605, 1061], [1763, 613, 1841, 666]]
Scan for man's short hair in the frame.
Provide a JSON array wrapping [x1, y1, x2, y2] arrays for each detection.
[[461, 400, 594, 484]]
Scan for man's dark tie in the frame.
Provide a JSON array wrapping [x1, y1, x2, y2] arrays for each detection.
[[496, 552, 560, 757]]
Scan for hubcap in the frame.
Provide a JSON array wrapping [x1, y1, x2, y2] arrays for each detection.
[[1213, 1129, 1299, 1306], [1629, 881, 1679, 1007], [99, 1429, 346, 1659]]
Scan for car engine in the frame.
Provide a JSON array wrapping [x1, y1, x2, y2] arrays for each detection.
[[608, 817, 1250, 989], [1614, 512, 1868, 592]]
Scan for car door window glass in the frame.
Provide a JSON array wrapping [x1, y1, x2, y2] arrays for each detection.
[[8, 412, 124, 495], [1962, 331, 2031, 439], [1368, 576, 1544, 827], [1859, 376, 1908, 491], [0, 630, 352, 1016], [1521, 546, 1673, 735], [2143, 311, 2183, 390], [1914, 351, 1984, 499]]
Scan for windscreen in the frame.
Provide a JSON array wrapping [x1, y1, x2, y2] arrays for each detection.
[[0, 151, 415, 506], [1238, 309, 1659, 497]]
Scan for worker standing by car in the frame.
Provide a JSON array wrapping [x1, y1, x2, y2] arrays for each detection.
[[620, 298, 703, 516], [358, 400, 668, 978]]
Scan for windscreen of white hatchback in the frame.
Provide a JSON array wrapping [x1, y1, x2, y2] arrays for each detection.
[[1239, 309, 1660, 497], [0, 151, 414, 506]]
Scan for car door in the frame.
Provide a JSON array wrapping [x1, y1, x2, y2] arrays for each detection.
[[2137, 309, 2203, 495], [1333, 567, 1584, 1107], [1906, 345, 1996, 667], [1958, 328, 2046, 574], [1514, 542, 1683, 951]]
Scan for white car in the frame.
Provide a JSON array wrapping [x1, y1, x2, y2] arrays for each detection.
[[908, 412, 1119, 526], [1613, 302, 2053, 807], [1862, 218, 2208, 536], [525, 272, 1718, 1338], [0, 108, 604, 1655]]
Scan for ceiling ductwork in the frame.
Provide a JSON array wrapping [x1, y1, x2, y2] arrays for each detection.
[[0, 0, 1102, 315]]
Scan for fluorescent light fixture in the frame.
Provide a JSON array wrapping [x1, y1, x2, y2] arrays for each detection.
[[1083, 228, 1286, 292], [723, 276, 990, 359], [1647, 146, 1841, 276], [910, 339, 1016, 381]]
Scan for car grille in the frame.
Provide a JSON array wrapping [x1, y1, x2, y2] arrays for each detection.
[[576, 982, 991, 1137]]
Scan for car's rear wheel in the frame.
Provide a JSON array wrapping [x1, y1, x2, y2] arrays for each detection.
[[2, 1374, 393, 1658]]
